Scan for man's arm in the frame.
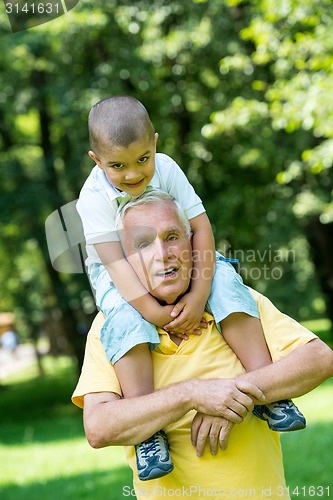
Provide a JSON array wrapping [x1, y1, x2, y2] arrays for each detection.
[[240, 338, 333, 404], [83, 378, 265, 449], [83, 336, 332, 450], [191, 338, 333, 456]]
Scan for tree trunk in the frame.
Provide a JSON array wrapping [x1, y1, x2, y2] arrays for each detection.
[[304, 217, 333, 337]]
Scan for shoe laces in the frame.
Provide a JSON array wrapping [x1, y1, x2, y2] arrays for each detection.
[[139, 435, 163, 458], [275, 400, 292, 409]]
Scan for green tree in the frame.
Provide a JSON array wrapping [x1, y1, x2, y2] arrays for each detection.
[[0, 0, 332, 368]]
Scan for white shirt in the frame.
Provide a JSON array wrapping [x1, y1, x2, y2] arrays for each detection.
[[76, 153, 205, 271]]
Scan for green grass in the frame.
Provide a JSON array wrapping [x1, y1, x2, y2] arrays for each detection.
[[0, 320, 332, 500], [281, 379, 333, 498], [0, 357, 132, 500]]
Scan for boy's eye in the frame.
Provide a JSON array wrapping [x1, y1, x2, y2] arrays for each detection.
[[110, 163, 124, 170], [138, 156, 148, 164]]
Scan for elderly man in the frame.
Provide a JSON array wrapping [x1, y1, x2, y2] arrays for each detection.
[[72, 191, 333, 499]]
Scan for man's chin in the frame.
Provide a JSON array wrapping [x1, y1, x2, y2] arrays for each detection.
[[152, 284, 188, 306]]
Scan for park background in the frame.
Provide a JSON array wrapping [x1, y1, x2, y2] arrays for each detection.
[[0, 0, 332, 498]]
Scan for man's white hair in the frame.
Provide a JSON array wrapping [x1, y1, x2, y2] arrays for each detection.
[[115, 190, 191, 237]]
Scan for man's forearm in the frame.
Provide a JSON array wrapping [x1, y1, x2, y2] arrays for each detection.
[[84, 382, 193, 448], [239, 338, 333, 404], [83, 378, 264, 448]]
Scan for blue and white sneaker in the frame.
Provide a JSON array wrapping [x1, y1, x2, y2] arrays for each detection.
[[135, 430, 174, 481], [253, 399, 306, 432]]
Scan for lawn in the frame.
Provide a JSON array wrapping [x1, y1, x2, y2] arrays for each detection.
[[0, 357, 132, 500], [0, 320, 332, 500]]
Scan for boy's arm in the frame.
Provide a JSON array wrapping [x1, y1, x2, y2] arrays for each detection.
[[189, 212, 216, 301], [165, 213, 216, 331], [94, 241, 173, 328]]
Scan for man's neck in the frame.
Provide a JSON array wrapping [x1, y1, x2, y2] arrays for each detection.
[[169, 333, 182, 346]]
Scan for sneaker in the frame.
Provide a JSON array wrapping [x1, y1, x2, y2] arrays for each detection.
[[135, 430, 174, 481], [253, 399, 306, 432]]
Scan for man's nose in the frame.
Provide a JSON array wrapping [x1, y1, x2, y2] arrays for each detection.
[[154, 240, 171, 260]]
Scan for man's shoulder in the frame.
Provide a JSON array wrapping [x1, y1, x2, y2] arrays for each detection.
[[87, 312, 106, 341]]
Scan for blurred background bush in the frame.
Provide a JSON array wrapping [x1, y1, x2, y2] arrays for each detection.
[[0, 1, 332, 496]]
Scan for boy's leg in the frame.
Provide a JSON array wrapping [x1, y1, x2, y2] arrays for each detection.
[[114, 343, 154, 398], [209, 255, 306, 432], [221, 313, 272, 372], [114, 344, 174, 480], [99, 289, 173, 480], [91, 266, 174, 479], [220, 313, 306, 431]]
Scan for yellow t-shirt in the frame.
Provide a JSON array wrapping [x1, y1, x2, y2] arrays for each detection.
[[72, 290, 317, 499]]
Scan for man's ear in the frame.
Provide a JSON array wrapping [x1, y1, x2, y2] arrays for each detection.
[[89, 150, 102, 168], [154, 132, 159, 148]]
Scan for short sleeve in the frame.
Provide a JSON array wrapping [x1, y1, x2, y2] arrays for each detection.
[[249, 288, 318, 362], [72, 312, 121, 408], [155, 154, 205, 220], [77, 192, 119, 244]]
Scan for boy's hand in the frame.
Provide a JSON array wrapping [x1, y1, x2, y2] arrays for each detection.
[[163, 292, 207, 337]]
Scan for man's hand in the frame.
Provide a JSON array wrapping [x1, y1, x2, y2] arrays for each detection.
[[163, 291, 207, 336], [192, 378, 266, 423], [191, 413, 234, 456]]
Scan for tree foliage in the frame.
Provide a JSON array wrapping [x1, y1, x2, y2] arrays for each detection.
[[0, 0, 332, 365]]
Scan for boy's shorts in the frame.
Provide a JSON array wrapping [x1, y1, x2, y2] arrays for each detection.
[[207, 253, 259, 333], [90, 252, 259, 365], [90, 263, 160, 364]]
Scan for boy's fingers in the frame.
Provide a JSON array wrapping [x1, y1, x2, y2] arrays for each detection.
[[170, 303, 185, 318]]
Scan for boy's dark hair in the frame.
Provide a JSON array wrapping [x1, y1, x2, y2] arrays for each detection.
[[88, 96, 155, 155]]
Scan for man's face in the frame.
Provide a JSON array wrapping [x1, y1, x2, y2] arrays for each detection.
[[120, 200, 192, 305]]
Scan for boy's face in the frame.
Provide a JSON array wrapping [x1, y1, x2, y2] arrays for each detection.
[[90, 133, 158, 197]]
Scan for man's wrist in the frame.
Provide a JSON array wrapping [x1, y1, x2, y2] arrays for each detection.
[[180, 379, 200, 412]]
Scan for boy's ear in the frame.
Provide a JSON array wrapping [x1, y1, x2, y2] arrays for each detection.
[[154, 133, 159, 147], [89, 150, 102, 168]]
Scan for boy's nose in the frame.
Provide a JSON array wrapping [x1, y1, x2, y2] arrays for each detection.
[[124, 169, 141, 181]]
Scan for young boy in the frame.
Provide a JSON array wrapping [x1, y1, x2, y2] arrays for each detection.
[[77, 96, 305, 481]]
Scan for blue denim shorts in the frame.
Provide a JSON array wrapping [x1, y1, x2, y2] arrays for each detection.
[[206, 253, 259, 333], [90, 263, 160, 365], [90, 253, 259, 364]]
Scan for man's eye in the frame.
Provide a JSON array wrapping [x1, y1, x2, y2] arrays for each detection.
[[138, 241, 151, 250], [167, 234, 178, 242]]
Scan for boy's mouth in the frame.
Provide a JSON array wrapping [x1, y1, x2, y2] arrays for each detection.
[[123, 178, 145, 189]]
